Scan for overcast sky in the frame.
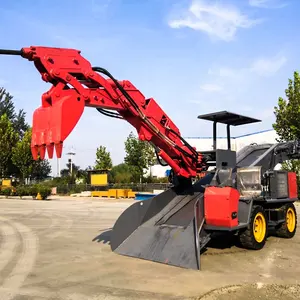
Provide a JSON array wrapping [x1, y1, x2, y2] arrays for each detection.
[[0, 0, 299, 176]]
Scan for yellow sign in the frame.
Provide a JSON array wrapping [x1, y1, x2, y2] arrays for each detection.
[[91, 174, 108, 185], [2, 179, 11, 187]]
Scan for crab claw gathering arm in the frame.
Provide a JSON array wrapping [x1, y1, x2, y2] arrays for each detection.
[[0, 46, 207, 179]]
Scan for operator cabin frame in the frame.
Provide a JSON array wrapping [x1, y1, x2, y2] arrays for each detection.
[[197, 110, 261, 170]]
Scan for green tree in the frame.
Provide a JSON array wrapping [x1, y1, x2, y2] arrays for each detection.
[[11, 128, 33, 181], [95, 146, 113, 170], [273, 71, 300, 173], [60, 162, 88, 184], [61, 162, 79, 182], [11, 127, 52, 181], [31, 159, 52, 181], [0, 88, 15, 121], [14, 109, 29, 140], [0, 88, 29, 139], [124, 132, 155, 182], [109, 163, 132, 183], [0, 87, 51, 180], [273, 71, 300, 141], [0, 114, 18, 177]]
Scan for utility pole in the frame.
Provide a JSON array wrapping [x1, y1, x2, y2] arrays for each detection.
[[57, 157, 61, 177], [67, 147, 76, 176], [56, 144, 65, 177]]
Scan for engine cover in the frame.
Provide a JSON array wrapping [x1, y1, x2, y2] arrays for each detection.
[[204, 186, 240, 228]]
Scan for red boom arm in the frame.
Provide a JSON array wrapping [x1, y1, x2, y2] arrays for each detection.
[[1, 46, 207, 179]]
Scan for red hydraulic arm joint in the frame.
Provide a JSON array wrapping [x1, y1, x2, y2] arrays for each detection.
[[0, 46, 206, 179]]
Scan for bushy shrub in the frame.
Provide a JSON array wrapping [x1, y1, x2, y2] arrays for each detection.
[[16, 186, 28, 199], [26, 184, 51, 200], [38, 185, 52, 200], [0, 184, 52, 200], [11, 188, 17, 197], [2, 188, 12, 198], [28, 185, 38, 199], [144, 176, 169, 183]]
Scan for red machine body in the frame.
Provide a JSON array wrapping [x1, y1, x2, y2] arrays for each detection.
[[13, 46, 208, 179], [1, 46, 299, 271], [288, 172, 298, 199], [204, 186, 240, 228]]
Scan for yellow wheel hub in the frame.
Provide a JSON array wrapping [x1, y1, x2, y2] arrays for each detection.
[[286, 207, 296, 232], [253, 212, 266, 243]]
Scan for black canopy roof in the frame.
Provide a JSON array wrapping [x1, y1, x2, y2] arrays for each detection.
[[197, 110, 261, 126]]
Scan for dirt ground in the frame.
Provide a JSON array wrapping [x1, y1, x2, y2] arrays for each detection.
[[0, 196, 299, 300]]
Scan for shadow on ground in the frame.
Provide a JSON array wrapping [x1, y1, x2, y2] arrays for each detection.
[[91, 227, 283, 256], [92, 229, 112, 245], [200, 232, 244, 255], [92, 229, 242, 253]]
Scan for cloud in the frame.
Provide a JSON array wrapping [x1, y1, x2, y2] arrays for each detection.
[[193, 52, 287, 112], [208, 67, 240, 79], [0, 79, 8, 86], [91, 0, 112, 11], [250, 55, 287, 76], [248, 0, 288, 9], [209, 54, 287, 79], [199, 83, 223, 92], [168, 0, 262, 42]]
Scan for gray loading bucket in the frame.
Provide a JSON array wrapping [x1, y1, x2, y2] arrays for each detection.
[[110, 174, 214, 270]]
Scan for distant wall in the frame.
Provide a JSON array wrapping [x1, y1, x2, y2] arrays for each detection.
[[146, 129, 279, 178]]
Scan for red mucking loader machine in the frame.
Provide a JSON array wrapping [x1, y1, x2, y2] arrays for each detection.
[[1, 46, 299, 270]]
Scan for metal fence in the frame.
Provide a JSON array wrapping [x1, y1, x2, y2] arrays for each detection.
[[56, 183, 171, 195]]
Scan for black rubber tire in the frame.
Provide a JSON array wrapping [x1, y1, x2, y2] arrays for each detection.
[[276, 202, 297, 238], [238, 205, 268, 250]]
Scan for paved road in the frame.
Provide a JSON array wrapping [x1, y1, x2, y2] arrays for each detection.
[[0, 197, 299, 300]]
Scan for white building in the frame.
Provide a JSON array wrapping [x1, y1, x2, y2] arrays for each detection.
[[147, 129, 279, 178]]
